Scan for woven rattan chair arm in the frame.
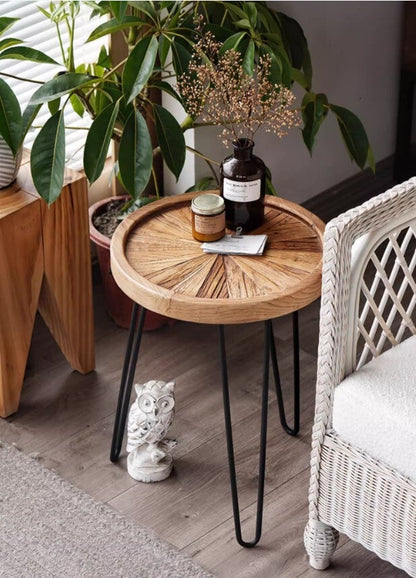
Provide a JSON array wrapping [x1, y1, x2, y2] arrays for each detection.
[[308, 177, 416, 522]]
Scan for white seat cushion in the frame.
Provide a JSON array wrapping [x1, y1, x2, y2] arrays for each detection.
[[333, 334, 416, 482]]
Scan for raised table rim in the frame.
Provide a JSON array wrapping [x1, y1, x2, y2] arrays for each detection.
[[110, 192, 324, 325]]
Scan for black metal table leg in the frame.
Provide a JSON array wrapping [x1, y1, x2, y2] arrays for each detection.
[[110, 304, 147, 462], [218, 322, 271, 547], [269, 311, 300, 436]]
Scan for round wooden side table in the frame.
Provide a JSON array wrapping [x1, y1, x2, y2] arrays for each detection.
[[110, 192, 324, 547]]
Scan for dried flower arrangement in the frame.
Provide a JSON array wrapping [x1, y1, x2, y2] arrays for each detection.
[[178, 31, 300, 148]]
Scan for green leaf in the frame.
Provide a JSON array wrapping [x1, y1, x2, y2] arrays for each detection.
[[48, 98, 61, 115], [86, 16, 146, 42], [21, 102, 40, 144], [219, 32, 246, 55], [244, 2, 258, 28], [154, 104, 185, 180], [151, 80, 182, 102], [265, 166, 277, 196], [69, 93, 85, 117], [234, 18, 252, 31], [0, 46, 58, 64], [205, 23, 236, 43], [118, 110, 152, 200], [123, 35, 158, 103], [257, 3, 282, 36], [259, 46, 282, 85], [186, 176, 217, 192], [84, 101, 120, 184], [30, 110, 65, 205], [0, 17, 18, 37], [171, 40, 192, 77], [243, 40, 255, 76], [97, 45, 111, 69], [0, 37, 22, 51], [277, 12, 312, 90], [291, 67, 309, 90], [0, 78, 22, 155], [110, 1, 127, 22], [128, 1, 158, 22], [30, 73, 92, 105], [329, 104, 371, 169], [158, 34, 171, 67], [218, 4, 247, 21], [301, 92, 329, 153]]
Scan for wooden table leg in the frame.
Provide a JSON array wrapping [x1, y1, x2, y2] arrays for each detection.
[[0, 197, 43, 417], [37, 173, 95, 374]]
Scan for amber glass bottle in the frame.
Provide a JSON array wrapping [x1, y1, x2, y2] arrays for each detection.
[[220, 138, 266, 232]]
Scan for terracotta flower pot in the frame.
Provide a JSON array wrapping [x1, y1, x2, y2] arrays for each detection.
[[89, 196, 174, 331]]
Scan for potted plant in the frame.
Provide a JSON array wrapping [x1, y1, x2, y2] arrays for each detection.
[[0, 1, 374, 326], [0, 1, 373, 203]]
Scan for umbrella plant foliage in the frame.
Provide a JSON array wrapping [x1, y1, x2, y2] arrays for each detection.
[[0, 1, 374, 205]]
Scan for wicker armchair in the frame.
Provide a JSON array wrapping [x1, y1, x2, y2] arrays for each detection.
[[304, 177, 416, 575]]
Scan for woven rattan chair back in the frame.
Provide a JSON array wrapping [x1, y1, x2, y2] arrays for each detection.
[[346, 213, 416, 374]]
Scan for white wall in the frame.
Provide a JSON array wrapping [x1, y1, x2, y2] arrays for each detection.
[[190, 1, 403, 204]]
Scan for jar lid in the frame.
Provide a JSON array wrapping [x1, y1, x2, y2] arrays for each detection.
[[191, 193, 224, 216]]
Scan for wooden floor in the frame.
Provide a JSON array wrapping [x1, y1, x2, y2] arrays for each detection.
[[0, 278, 407, 577]]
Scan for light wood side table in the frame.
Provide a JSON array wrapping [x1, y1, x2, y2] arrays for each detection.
[[110, 192, 324, 546], [0, 158, 95, 417]]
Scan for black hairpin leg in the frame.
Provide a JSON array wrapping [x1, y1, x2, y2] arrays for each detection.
[[218, 315, 301, 547], [110, 303, 147, 462], [269, 312, 300, 436], [218, 322, 271, 547]]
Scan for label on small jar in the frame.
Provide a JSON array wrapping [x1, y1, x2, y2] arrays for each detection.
[[194, 212, 225, 235], [223, 178, 261, 202]]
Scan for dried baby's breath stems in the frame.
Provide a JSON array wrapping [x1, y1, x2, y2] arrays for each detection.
[[178, 32, 300, 146]]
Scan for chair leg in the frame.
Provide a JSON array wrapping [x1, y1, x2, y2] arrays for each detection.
[[304, 518, 339, 570]]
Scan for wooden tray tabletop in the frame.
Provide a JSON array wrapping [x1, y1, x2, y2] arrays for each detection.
[[110, 192, 324, 325]]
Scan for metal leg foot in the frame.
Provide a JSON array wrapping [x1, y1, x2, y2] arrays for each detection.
[[218, 323, 271, 547], [269, 312, 300, 436], [110, 304, 147, 462]]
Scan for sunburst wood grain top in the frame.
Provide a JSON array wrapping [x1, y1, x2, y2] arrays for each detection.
[[110, 192, 324, 324]]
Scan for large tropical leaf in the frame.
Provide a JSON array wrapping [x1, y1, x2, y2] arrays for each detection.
[[0, 77, 22, 155], [123, 35, 158, 103], [0, 46, 58, 64], [302, 92, 329, 153], [154, 104, 185, 180], [84, 101, 120, 184], [30, 73, 92, 105], [30, 110, 65, 204], [118, 110, 152, 200], [330, 104, 372, 170], [277, 12, 312, 90]]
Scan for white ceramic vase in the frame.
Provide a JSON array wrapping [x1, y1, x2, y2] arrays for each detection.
[[0, 137, 22, 188]]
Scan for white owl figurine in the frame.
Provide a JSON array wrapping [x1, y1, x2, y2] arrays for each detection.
[[126, 380, 176, 483]]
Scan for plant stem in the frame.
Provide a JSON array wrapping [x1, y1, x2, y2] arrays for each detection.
[[186, 145, 220, 182]]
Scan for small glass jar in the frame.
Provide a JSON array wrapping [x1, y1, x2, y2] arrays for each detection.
[[191, 193, 226, 242]]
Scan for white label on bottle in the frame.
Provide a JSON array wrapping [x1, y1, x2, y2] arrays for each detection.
[[223, 178, 261, 202]]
